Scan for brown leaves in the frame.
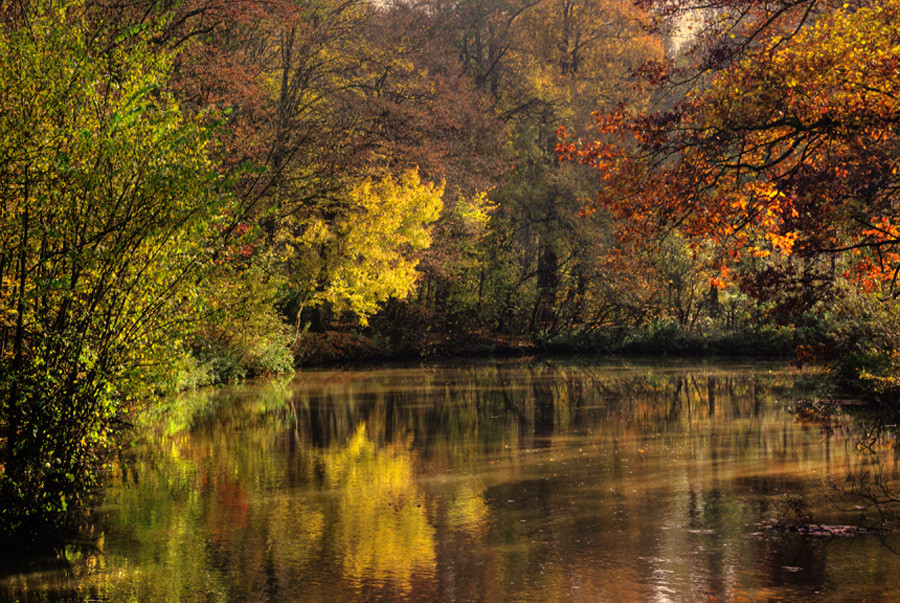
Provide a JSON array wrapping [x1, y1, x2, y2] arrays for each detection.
[[558, 0, 900, 298]]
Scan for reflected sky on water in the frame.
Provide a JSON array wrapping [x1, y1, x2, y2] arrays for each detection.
[[5, 358, 900, 601]]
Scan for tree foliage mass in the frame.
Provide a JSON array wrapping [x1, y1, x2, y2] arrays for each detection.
[[5, 0, 900, 543]]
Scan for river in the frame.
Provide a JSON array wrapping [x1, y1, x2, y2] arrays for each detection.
[[4, 358, 900, 601]]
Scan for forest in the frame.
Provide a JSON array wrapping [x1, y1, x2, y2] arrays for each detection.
[[2, 0, 900, 544]]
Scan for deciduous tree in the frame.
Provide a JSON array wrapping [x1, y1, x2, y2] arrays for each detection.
[[559, 0, 900, 310], [0, 0, 224, 539]]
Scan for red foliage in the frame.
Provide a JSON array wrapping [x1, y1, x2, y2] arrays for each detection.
[[558, 0, 900, 299]]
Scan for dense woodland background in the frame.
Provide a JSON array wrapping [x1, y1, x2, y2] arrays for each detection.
[[3, 0, 900, 541]]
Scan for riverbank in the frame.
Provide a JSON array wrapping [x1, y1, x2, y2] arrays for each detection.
[[291, 322, 806, 368], [292, 330, 540, 367]]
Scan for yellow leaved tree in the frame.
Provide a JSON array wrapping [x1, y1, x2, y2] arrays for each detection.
[[285, 170, 443, 327]]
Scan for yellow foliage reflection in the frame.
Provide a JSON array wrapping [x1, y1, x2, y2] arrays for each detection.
[[446, 484, 490, 536], [316, 424, 436, 592]]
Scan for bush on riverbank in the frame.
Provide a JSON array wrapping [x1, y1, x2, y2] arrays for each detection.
[[0, 3, 227, 543]]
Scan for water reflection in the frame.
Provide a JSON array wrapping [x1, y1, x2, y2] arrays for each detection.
[[5, 359, 900, 601], [317, 425, 436, 593]]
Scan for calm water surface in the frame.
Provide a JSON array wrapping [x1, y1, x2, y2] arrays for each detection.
[[5, 358, 900, 601]]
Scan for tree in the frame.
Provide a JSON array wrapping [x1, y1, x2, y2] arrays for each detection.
[[283, 170, 443, 328], [559, 0, 900, 305], [0, 0, 224, 539], [434, 0, 664, 336]]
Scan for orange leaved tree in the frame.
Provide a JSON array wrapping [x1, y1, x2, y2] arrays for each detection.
[[559, 0, 900, 388], [559, 0, 900, 297]]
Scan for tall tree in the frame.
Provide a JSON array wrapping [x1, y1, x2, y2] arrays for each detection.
[[558, 0, 900, 302], [432, 0, 665, 335]]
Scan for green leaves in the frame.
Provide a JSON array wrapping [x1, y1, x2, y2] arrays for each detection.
[[0, 0, 228, 541]]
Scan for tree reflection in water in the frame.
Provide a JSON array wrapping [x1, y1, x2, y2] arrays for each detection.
[[315, 424, 436, 592], [6, 360, 900, 600]]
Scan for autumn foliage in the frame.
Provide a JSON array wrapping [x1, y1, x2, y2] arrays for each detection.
[[558, 0, 900, 298], [17, 0, 900, 545]]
